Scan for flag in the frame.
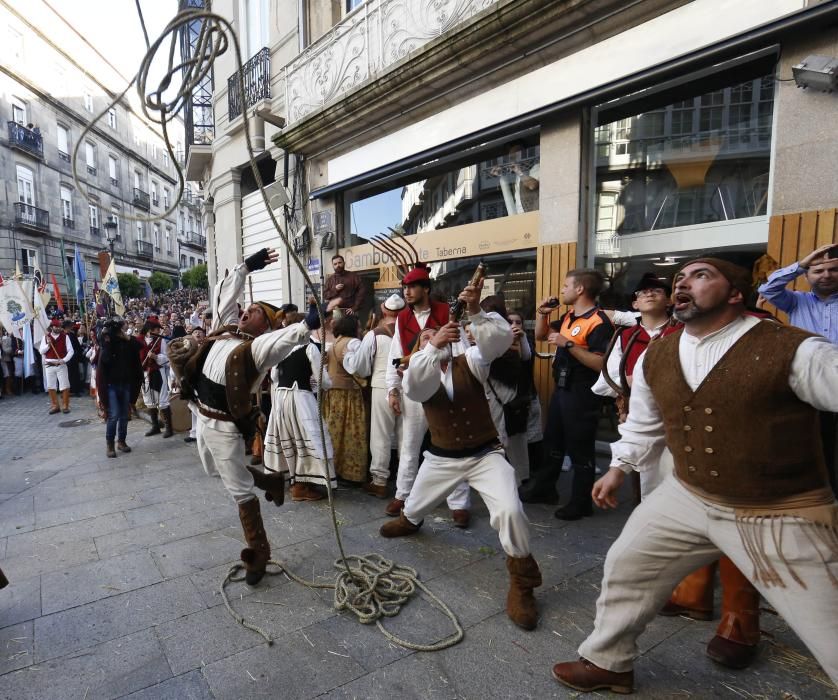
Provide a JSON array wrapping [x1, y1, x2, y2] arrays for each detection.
[[93, 280, 106, 318], [23, 321, 35, 378], [51, 273, 64, 312], [0, 270, 4, 287], [59, 238, 74, 306], [144, 280, 152, 300], [32, 271, 50, 348], [73, 244, 86, 304], [14, 261, 22, 279], [0, 279, 34, 336], [33, 265, 51, 309], [102, 257, 124, 316]]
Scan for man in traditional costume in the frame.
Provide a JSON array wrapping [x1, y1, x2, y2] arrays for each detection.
[[385, 263, 471, 526], [552, 258, 838, 693], [380, 280, 542, 630], [263, 312, 336, 501], [342, 293, 405, 498], [139, 317, 173, 438], [180, 248, 320, 585], [39, 318, 74, 414]]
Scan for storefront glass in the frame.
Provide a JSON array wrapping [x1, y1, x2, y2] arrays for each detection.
[[342, 140, 540, 249]]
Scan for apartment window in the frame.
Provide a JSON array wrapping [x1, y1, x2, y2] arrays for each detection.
[[162, 152, 169, 167], [20, 248, 37, 276], [107, 108, 117, 129], [153, 223, 161, 251], [57, 124, 70, 161], [165, 227, 173, 253], [11, 97, 26, 125], [134, 170, 141, 190], [180, 253, 187, 268], [151, 143, 157, 159], [84, 91, 93, 113], [85, 141, 97, 175], [188, 215, 194, 233], [110, 208, 121, 239], [60, 185, 73, 226], [151, 181, 159, 206], [108, 155, 118, 186], [89, 203, 100, 235], [16, 165, 35, 205], [346, 0, 364, 12], [189, 256, 195, 267], [163, 187, 170, 208], [136, 221, 144, 242]]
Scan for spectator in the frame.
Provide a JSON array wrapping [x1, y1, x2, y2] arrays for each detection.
[[97, 317, 143, 457], [323, 255, 366, 316]]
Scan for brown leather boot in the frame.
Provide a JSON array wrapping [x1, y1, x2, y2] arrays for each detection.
[[48, 389, 60, 414], [238, 498, 270, 586], [117, 440, 131, 453], [145, 408, 161, 436], [451, 509, 471, 528], [384, 498, 404, 517], [247, 466, 285, 506], [379, 512, 421, 538], [106, 441, 117, 458], [290, 482, 325, 502], [706, 556, 760, 669], [506, 554, 542, 630], [61, 389, 71, 413], [160, 407, 174, 438], [0, 566, 8, 589], [552, 658, 634, 694], [362, 481, 388, 499], [660, 562, 716, 621]]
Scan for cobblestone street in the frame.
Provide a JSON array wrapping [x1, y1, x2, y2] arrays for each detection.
[[0, 392, 834, 699]]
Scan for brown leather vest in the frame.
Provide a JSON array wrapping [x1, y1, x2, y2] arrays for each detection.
[[423, 355, 497, 453], [643, 321, 829, 502], [328, 336, 359, 390]]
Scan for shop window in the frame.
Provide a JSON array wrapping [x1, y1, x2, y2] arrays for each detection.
[[592, 73, 775, 250], [342, 138, 540, 248]]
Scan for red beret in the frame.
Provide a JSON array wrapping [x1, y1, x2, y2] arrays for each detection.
[[402, 262, 431, 286]]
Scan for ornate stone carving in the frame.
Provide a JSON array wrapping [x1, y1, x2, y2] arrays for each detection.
[[284, 0, 499, 124]]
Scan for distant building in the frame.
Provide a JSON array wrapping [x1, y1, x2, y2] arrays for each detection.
[[0, 0, 206, 308]]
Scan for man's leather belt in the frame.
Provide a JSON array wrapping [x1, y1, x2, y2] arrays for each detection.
[[197, 403, 235, 422]]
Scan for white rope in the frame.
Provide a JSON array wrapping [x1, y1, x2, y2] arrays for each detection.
[[80, 4, 465, 652]]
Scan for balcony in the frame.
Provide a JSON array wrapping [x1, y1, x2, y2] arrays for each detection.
[[87, 165, 97, 176], [110, 177, 119, 187], [59, 151, 70, 162], [136, 240, 154, 259], [182, 232, 206, 249], [8, 121, 43, 158], [133, 188, 150, 210], [62, 217, 75, 229], [152, 195, 160, 207], [14, 202, 49, 233], [228, 47, 270, 122], [283, 0, 499, 125], [90, 226, 100, 237]]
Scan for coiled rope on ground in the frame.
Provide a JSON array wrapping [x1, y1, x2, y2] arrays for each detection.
[[73, 4, 463, 651]]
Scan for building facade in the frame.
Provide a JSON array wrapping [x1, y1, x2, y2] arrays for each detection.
[[189, 0, 838, 362], [0, 0, 207, 310]]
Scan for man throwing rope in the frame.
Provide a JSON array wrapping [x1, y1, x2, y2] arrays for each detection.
[[182, 248, 320, 585], [380, 280, 543, 630]]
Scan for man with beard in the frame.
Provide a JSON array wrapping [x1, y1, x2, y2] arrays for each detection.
[[385, 263, 472, 526], [323, 255, 366, 316], [551, 258, 838, 694]]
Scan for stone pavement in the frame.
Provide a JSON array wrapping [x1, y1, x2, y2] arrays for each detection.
[[0, 392, 834, 699]]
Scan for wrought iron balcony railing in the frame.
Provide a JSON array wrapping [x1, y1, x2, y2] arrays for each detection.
[[133, 188, 150, 209], [136, 240, 154, 259], [228, 47, 270, 121], [111, 177, 119, 187], [8, 121, 43, 158], [183, 232, 206, 248], [14, 202, 49, 232], [152, 196, 160, 207], [62, 217, 75, 229], [90, 226, 100, 237]]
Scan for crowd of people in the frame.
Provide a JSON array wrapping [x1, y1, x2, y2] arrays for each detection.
[[2, 242, 836, 692]]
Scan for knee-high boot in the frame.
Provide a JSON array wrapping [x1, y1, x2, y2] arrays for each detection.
[[554, 465, 595, 520], [48, 388, 60, 414], [706, 557, 760, 668], [506, 554, 542, 630], [661, 561, 717, 620], [145, 407, 161, 436], [238, 497, 270, 585], [160, 407, 174, 438], [61, 388, 71, 413]]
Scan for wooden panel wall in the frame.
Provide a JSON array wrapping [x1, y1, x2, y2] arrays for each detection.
[[762, 209, 837, 321], [533, 242, 577, 411]]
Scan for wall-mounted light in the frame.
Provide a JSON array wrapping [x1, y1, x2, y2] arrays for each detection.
[[792, 55, 838, 93]]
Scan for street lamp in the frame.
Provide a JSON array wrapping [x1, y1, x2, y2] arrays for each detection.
[[103, 216, 118, 258]]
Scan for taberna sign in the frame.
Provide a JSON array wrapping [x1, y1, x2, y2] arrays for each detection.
[[340, 212, 539, 272]]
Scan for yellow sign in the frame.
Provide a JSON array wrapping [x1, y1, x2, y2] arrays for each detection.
[[341, 212, 539, 272]]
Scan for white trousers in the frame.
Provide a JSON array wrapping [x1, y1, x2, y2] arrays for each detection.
[[369, 387, 402, 485], [396, 394, 470, 510], [404, 448, 530, 557], [196, 415, 255, 503], [44, 363, 69, 391], [142, 369, 170, 409], [579, 475, 838, 683]]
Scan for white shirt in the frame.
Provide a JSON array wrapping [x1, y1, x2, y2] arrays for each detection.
[[40, 332, 74, 364], [611, 315, 838, 474], [403, 311, 513, 403], [591, 314, 666, 399]]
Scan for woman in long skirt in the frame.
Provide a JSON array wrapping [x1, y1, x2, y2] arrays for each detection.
[[263, 328, 336, 501]]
